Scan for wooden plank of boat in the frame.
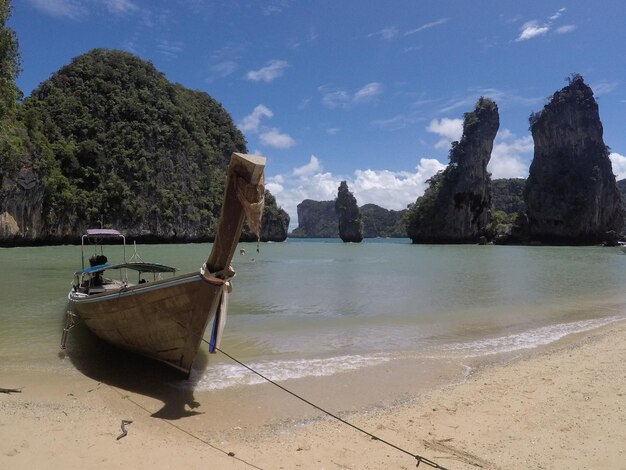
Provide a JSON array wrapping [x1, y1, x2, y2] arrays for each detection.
[[69, 152, 266, 376]]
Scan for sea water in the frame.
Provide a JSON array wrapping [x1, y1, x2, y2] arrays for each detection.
[[1, 239, 625, 389]]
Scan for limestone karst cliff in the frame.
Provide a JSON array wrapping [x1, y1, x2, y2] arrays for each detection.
[[524, 75, 624, 244], [290, 200, 407, 238], [258, 191, 289, 242], [406, 97, 499, 243], [0, 48, 288, 245], [290, 200, 337, 238], [335, 181, 363, 243]]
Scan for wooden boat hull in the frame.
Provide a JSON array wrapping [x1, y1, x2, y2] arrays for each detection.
[[65, 152, 266, 376], [68, 271, 226, 375]]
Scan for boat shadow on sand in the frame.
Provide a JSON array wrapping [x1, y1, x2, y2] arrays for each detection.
[[61, 321, 211, 421]]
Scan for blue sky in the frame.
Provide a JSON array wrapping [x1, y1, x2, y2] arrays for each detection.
[[11, 1, 626, 228]]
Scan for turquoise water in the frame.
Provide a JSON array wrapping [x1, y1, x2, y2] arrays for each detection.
[[1, 239, 625, 388]]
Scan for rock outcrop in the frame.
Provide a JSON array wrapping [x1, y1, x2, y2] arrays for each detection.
[[258, 191, 289, 242], [0, 168, 45, 241], [290, 200, 337, 238], [335, 181, 363, 242], [524, 75, 624, 244], [291, 200, 407, 238], [406, 97, 499, 243]]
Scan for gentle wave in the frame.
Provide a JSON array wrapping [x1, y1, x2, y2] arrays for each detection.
[[193, 354, 391, 391], [188, 316, 625, 391], [441, 315, 624, 357]]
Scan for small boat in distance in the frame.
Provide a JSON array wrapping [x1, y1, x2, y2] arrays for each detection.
[[65, 153, 266, 376]]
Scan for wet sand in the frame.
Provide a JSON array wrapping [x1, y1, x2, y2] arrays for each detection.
[[1, 321, 625, 469]]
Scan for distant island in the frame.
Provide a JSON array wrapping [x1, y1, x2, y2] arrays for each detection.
[[290, 77, 625, 245]]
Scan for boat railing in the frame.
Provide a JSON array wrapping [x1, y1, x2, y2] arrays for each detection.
[[81, 228, 126, 270]]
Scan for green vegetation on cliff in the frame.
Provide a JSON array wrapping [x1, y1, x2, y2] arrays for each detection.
[[360, 204, 407, 238], [0, 0, 24, 176], [491, 178, 526, 214], [22, 48, 246, 238]]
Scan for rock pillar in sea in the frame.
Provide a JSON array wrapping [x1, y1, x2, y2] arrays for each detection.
[[406, 97, 499, 243], [524, 74, 624, 244], [335, 181, 363, 243]]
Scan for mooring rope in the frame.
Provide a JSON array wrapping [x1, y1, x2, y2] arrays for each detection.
[[211, 342, 448, 469], [105, 384, 265, 470]]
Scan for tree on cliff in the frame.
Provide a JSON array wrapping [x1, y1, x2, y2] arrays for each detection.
[[524, 75, 624, 244], [0, 0, 34, 240], [360, 203, 407, 238], [22, 49, 248, 238], [405, 97, 499, 243], [491, 178, 526, 214], [0, 0, 20, 118], [335, 180, 363, 242]]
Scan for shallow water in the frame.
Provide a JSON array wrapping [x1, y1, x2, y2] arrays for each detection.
[[1, 239, 625, 390]]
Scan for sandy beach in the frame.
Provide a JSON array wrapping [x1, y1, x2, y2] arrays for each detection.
[[1, 320, 625, 470]]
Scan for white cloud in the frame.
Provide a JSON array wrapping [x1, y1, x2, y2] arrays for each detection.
[[246, 59, 289, 83], [27, 0, 87, 19], [320, 88, 351, 109], [555, 24, 576, 34], [516, 21, 549, 42], [426, 118, 463, 149], [239, 105, 273, 133], [609, 152, 626, 180], [267, 155, 446, 231], [488, 133, 533, 178], [369, 19, 447, 41], [319, 83, 384, 109], [239, 105, 295, 149], [368, 26, 399, 41], [326, 128, 341, 136], [404, 18, 448, 36], [262, 0, 291, 16], [351, 159, 445, 208], [211, 60, 238, 78], [353, 82, 383, 103], [371, 114, 414, 130], [29, 0, 141, 19], [549, 7, 566, 21], [592, 80, 619, 96], [103, 0, 138, 15], [157, 39, 184, 58], [293, 155, 322, 177], [516, 8, 574, 42], [260, 128, 296, 149]]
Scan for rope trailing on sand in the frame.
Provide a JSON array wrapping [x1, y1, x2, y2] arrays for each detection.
[[213, 344, 448, 469], [106, 386, 264, 470], [116, 419, 133, 440]]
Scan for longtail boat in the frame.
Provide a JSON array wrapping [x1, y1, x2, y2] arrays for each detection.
[[64, 153, 265, 376]]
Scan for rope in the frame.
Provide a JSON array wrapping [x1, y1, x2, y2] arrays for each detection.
[[211, 343, 448, 469], [106, 384, 265, 470]]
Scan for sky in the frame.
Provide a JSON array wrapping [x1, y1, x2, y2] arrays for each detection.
[[10, 0, 626, 229]]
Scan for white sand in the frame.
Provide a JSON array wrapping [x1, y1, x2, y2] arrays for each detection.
[[1, 321, 625, 469]]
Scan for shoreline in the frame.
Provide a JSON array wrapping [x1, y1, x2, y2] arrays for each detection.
[[2, 321, 625, 469]]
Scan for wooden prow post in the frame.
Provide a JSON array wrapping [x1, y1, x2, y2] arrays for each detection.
[[206, 152, 266, 276]]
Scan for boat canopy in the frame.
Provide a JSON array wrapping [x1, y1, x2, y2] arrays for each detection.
[[85, 228, 124, 238], [81, 228, 127, 269], [75, 262, 177, 276], [75, 263, 113, 274]]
